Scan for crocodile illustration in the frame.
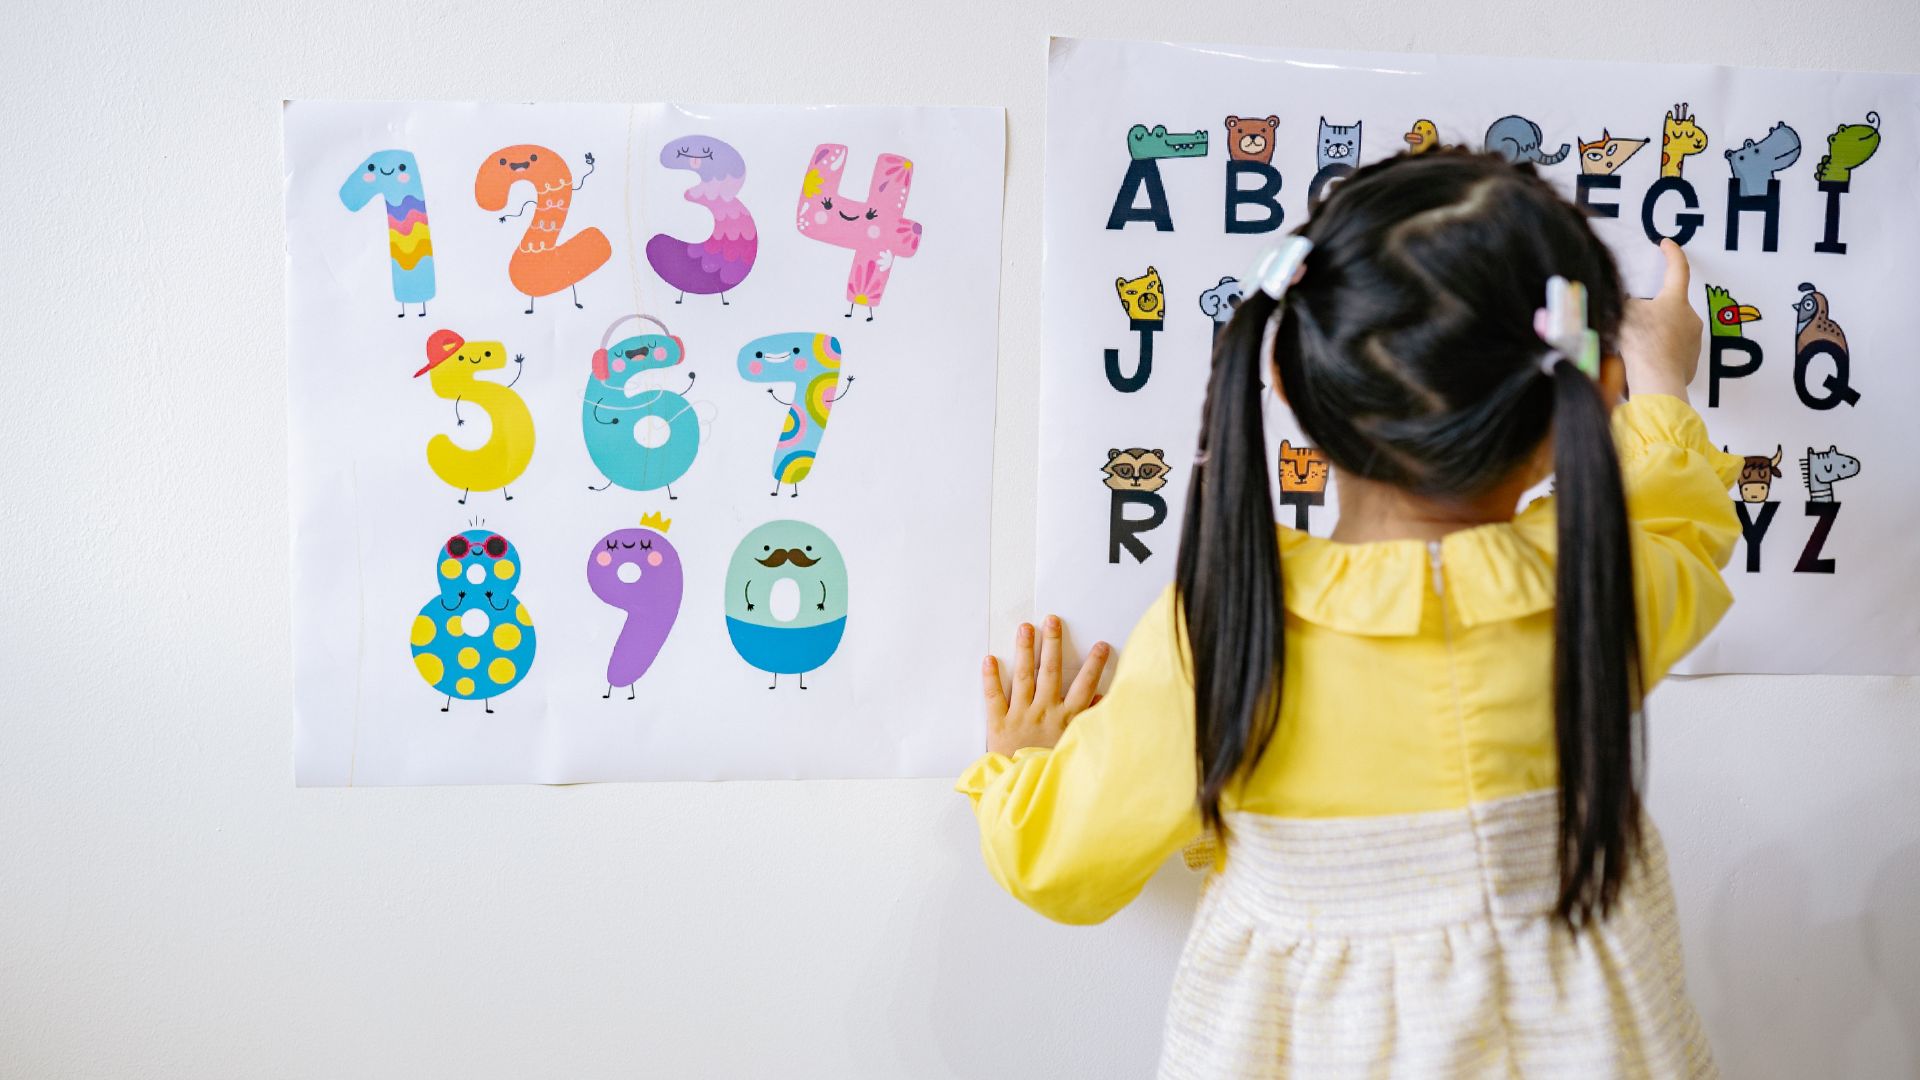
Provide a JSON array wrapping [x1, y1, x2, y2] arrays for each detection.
[[1128, 124, 1209, 160]]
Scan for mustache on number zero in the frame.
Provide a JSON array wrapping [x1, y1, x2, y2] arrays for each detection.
[[756, 547, 821, 568]]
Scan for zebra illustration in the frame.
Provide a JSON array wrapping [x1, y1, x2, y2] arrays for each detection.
[[1801, 445, 1861, 502]]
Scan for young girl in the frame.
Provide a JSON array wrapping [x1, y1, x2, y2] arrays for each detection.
[[959, 151, 1742, 1077]]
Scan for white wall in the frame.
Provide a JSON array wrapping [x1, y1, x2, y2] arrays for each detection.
[[2, 1, 1915, 1076]]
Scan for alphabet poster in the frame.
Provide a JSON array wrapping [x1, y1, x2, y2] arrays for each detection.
[[1039, 38, 1920, 675], [285, 101, 1004, 784]]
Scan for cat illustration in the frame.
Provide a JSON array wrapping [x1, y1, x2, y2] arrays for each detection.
[[1277, 440, 1330, 494], [1318, 118, 1362, 172], [1115, 267, 1166, 323], [1577, 130, 1650, 176], [1103, 448, 1170, 492]]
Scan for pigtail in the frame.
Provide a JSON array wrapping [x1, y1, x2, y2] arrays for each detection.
[[1176, 288, 1287, 832], [1547, 359, 1644, 929]]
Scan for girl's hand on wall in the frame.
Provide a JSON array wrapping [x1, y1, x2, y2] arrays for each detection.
[[982, 616, 1110, 756], [1617, 238, 1700, 402]]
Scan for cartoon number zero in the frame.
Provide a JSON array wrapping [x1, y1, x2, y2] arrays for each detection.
[[795, 145, 921, 322], [474, 145, 612, 313], [645, 135, 756, 305], [339, 149, 435, 317], [724, 520, 848, 690], [583, 315, 700, 499], [410, 529, 537, 712], [588, 513, 683, 700], [737, 333, 852, 497], [415, 329, 535, 505]]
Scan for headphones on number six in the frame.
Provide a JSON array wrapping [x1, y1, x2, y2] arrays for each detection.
[[592, 314, 685, 381]]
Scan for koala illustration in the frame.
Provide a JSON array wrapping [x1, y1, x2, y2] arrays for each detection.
[[1102, 448, 1170, 492], [1198, 276, 1243, 328], [1115, 267, 1165, 323], [1226, 115, 1280, 164]]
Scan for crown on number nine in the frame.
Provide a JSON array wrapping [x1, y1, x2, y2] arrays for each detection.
[[639, 511, 673, 533]]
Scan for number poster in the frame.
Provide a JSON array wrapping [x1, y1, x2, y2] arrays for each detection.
[[285, 101, 1004, 784]]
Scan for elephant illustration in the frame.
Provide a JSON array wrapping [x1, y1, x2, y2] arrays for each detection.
[[1485, 115, 1569, 166]]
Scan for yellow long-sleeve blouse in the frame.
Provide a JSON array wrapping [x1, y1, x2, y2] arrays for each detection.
[[959, 394, 1743, 926]]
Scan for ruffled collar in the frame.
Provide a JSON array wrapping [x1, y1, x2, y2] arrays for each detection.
[[1275, 496, 1558, 636]]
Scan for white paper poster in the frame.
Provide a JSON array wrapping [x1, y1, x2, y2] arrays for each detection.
[[1040, 38, 1920, 676], [285, 101, 1004, 784]]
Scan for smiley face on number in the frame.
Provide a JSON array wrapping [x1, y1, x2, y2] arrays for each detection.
[[409, 528, 536, 711], [723, 520, 847, 689]]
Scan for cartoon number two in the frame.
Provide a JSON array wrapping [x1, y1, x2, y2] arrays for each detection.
[[725, 520, 848, 690], [339, 149, 434, 317], [410, 529, 537, 712], [588, 513, 683, 700], [646, 135, 756, 305], [737, 333, 851, 498], [583, 315, 700, 499], [475, 145, 612, 314], [416, 329, 535, 504], [795, 145, 920, 321]]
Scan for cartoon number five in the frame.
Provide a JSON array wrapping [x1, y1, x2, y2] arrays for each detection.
[[795, 145, 921, 321], [474, 145, 613, 314], [415, 329, 536, 505]]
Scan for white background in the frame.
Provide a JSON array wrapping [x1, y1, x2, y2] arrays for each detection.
[[285, 101, 1002, 784], [2, 2, 1916, 1078]]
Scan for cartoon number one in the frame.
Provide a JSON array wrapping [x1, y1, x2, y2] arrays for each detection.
[[582, 313, 701, 499], [795, 144, 922, 321]]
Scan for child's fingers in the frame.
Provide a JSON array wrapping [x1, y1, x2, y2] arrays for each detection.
[[981, 656, 1008, 720], [1655, 238, 1689, 299], [1036, 615, 1063, 702], [1011, 622, 1036, 707], [1063, 641, 1111, 712]]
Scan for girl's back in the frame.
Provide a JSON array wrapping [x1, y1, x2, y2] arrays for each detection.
[[961, 151, 1742, 1077]]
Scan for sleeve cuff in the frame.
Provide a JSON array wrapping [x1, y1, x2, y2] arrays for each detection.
[[1614, 393, 1744, 488], [953, 746, 1052, 800]]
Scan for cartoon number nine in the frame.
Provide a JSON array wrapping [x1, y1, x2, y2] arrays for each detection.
[[588, 513, 683, 700]]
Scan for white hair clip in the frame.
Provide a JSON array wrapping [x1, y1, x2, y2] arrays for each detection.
[[1249, 236, 1314, 301], [1535, 275, 1602, 378]]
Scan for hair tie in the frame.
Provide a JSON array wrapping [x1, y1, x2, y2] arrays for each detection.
[[1249, 236, 1313, 302], [1534, 275, 1601, 378]]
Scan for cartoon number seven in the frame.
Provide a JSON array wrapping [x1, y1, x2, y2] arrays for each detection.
[[795, 145, 921, 321]]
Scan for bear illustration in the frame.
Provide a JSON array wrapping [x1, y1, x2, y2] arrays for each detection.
[[1226, 115, 1280, 164]]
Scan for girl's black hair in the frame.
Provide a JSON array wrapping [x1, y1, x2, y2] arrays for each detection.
[[1176, 149, 1642, 929]]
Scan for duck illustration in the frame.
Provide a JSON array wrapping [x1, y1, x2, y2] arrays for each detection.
[[1403, 119, 1438, 154]]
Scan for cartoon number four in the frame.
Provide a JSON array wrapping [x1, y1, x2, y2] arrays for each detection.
[[796, 145, 921, 321], [339, 150, 434, 317]]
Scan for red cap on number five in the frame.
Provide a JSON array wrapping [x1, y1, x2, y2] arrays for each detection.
[[415, 329, 464, 377]]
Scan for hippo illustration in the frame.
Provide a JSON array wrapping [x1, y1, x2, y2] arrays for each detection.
[[1726, 122, 1801, 197], [1485, 115, 1569, 166]]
